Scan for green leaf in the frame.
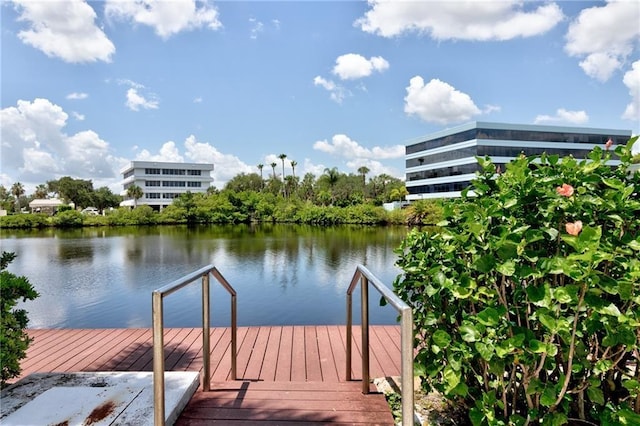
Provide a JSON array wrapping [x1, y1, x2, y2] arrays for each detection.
[[526, 283, 546, 303], [474, 255, 496, 273], [460, 324, 481, 342], [475, 341, 494, 361], [443, 366, 460, 394], [538, 314, 557, 333], [496, 260, 516, 276], [529, 339, 547, 353], [432, 330, 452, 349], [540, 386, 556, 407], [587, 386, 605, 405], [476, 307, 500, 326]]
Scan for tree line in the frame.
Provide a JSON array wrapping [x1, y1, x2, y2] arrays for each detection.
[[0, 164, 443, 228]]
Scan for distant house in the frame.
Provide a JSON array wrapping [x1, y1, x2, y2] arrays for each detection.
[[29, 198, 65, 215], [120, 161, 214, 210]]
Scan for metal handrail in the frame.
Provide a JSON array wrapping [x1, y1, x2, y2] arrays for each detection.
[[346, 264, 414, 426], [152, 265, 237, 426]]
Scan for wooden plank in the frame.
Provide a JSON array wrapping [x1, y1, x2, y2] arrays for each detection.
[[316, 326, 339, 382], [258, 326, 282, 381], [91, 328, 150, 371], [274, 326, 292, 381], [243, 327, 270, 380], [235, 327, 259, 380], [290, 326, 306, 381], [304, 326, 323, 381]]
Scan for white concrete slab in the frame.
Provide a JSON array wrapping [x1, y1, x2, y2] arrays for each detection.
[[0, 371, 200, 426]]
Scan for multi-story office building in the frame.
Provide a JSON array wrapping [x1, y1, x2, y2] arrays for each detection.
[[120, 161, 214, 210], [405, 121, 632, 200]]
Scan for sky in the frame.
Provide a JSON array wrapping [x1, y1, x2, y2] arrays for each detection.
[[1, 0, 639, 194]]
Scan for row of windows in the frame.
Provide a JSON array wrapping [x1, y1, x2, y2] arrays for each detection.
[[124, 170, 134, 179], [143, 168, 204, 176], [144, 193, 181, 199], [406, 146, 607, 168], [407, 181, 471, 194], [406, 128, 628, 155], [406, 163, 507, 182], [144, 181, 203, 187]]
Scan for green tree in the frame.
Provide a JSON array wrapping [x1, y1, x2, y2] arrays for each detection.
[[1, 252, 39, 387], [278, 154, 288, 197], [224, 173, 263, 192], [357, 166, 370, 188], [257, 164, 264, 189], [394, 139, 640, 424], [33, 184, 48, 199], [0, 186, 13, 211], [126, 184, 143, 207], [270, 162, 277, 179], [93, 186, 122, 211], [10, 182, 25, 212], [48, 177, 94, 208], [290, 160, 298, 180]]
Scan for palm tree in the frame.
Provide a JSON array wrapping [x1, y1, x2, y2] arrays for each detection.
[[323, 167, 340, 204], [357, 166, 370, 188], [34, 184, 48, 199], [126, 184, 143, 208], [290, 160, 297, 179], [278, 154, 287, 181], [270, 162, 278, 179], [11, 182, 24, 212], [257, 164, 264, 180]]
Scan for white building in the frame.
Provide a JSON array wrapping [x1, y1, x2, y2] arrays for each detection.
[[405, 122, 632, 200], [120, 161, 214, 210]]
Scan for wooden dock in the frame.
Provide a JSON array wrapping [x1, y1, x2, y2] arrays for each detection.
[[15, 326, 402, 424]]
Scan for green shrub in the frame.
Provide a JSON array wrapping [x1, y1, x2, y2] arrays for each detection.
[[52, 209, 83, 227], [0, 213, 49, 229], [0, 252, 39, 387], [394, 138, 640, 425]]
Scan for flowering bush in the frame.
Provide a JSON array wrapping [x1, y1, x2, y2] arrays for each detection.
[[394, 137, 640, 424]]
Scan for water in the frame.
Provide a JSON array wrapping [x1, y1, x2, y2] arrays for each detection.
[[1, 224, 408, 329]]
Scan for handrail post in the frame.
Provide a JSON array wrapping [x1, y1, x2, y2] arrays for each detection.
[[152, 291, 165, 426], [346, 291, 352, 381], [202, 272, 211, 392], [401, 307, 414, 426], [230, 292, 237, 380], [360, 275, 370, 394]]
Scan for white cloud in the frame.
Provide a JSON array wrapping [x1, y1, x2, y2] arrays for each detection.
[[71, 111, 86, 121], [105, 0, 222, 39], [313, 134, 403, 160], [332, 53, 389, 80], [313, 76, 348, 103], [534, 108, 589, 125], [356, 1, 563, 41], [125, 88, 159, 111], [565, 1, 640, 82], [193, 97, 203, 103], [0, 98, 124, 194], [622, 60, 640, 121], [249, 17, 264, 39], [404, 77, 481, 125], [135, 135, 253, 188], [12, 0, 115, 63], [136, 141, 184, 162], [66, 92, 89, 100], [345, 158, 402, 180]]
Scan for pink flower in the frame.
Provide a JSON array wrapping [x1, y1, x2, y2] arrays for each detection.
[[556, 184, 574, 197], [605, 138, 613, 150], [566, 221, 583, 236]]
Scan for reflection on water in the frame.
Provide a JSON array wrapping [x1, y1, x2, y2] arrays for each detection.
[[1, 224, 408, 328]]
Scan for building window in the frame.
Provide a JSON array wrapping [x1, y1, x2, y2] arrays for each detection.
[[187, 181, 202, 187], [145, 181, 161, 187], [187, 169, 202, 176], [124, 170, 134, 179], [162, 181, 186, 187], [162, 169, 186, 175], [145, 168, 161, 174], [163, 193, 180, 199], [146, 193, 160, 199]]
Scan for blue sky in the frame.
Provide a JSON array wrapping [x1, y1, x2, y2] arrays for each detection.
[[1, 0, 639, 194]]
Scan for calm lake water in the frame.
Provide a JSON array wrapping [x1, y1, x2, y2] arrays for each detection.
[[1, 224, 408, 329]]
